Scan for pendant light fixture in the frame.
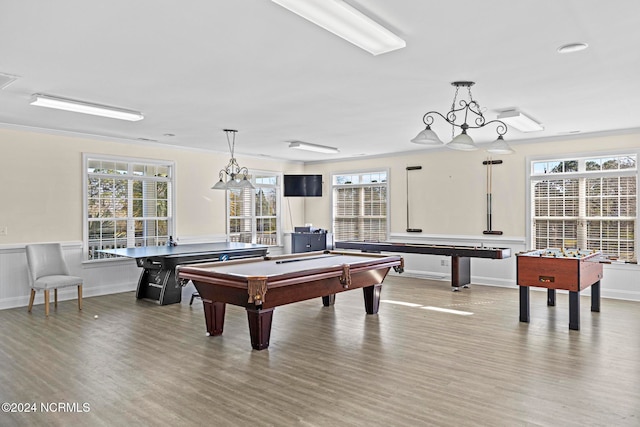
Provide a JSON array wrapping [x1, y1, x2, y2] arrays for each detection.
[[411, 81, 514, 154], [211, 129, 255, 190]]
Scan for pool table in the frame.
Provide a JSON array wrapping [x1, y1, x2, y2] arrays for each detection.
[[176, 251, 404, 350]]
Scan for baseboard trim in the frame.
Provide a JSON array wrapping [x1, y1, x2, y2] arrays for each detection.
[[0, 282, 137, 310]]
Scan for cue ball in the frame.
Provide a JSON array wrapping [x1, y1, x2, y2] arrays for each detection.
[[94, 315, 99, 319]]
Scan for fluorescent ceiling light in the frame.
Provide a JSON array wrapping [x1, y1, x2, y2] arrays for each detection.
[[271, 0, 406, 55], [497, 109, 543, 132], [30, 94, 144, 121], [289, 141, 339, 154]]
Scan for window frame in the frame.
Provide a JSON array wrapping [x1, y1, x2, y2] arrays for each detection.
[[226, 170, 282, 247], [526, 149, 638, 260], [331, 168, 390, 242], [82, 153, 176, 261]]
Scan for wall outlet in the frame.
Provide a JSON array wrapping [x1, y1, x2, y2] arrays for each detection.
[[0, 226, 7, 236]]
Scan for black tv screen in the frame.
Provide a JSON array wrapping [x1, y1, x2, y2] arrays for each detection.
[[283, 174, 323, 197]]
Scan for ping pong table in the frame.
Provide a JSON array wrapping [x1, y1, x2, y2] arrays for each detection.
[[99, 242, 268, 305]]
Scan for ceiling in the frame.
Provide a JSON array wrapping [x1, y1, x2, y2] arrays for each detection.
[[1, 0, 639, 163]]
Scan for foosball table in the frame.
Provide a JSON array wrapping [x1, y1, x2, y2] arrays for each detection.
[[516, 248, 604, 330]]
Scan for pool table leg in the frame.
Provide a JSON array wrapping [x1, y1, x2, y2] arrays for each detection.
[[363, 284, 382, 314], [246, 306, 274, 350], [203, 301, 226, 336], [547, 289, 556, 306], [519, 286, 530, 323], [569, 291, 580, 330]]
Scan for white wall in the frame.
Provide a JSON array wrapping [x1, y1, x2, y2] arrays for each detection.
[[304, 131, 640, 301], [0, 127, 302, 309], [305, 132, 640, 235], [1, 127, 639, 309]]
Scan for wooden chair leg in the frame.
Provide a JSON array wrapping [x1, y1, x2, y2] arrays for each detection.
[[54, 288, 58, 309], [78, 285, 83, 311], [28, 289, 36, 313], [44, 289, 50, 317]]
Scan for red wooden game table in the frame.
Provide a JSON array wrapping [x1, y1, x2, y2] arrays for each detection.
[[517, 249, 603, 330]]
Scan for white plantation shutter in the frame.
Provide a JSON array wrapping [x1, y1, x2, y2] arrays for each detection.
[[333, 171, 388, 241], [229, 187, 253, 243], [84, 156, 174, 261], [530, 154, 637, 260], [255, 184, 278, 245], [334, 187, 361, 240], [227, 172, 281, 246]]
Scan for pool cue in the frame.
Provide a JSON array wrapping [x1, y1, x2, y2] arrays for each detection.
[[406, 166, 422, 232], [483, 158, 503, 235], [275, 254, 340, 264], [487, 157, 491, 230], [488, 157, 492, 231]]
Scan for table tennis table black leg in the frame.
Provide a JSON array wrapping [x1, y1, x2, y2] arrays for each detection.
[[189, 292, 200, 305]]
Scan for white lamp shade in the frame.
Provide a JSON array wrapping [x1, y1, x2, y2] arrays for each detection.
[[226, 179, 242, 189], [486, 136, 514, 155], [410, 126, 444, 145], [211, 179, 227, 190], [238, 177, 256, 189], [446, 132, 477, 151]]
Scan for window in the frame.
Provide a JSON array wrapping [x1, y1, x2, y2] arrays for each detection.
[[228, 171, 281, 246], [332, 170, 388, 241], [529, 153, 637, 260], [84, 155, 174, 260]]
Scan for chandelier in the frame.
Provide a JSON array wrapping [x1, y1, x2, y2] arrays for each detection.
[[211, 129, 255, 190], [411, 81, 514, 154]]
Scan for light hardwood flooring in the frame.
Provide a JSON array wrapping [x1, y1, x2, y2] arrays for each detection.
[[0, 276, 638, 427]]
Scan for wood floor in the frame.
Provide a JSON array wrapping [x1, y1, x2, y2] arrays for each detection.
[[1, 276, 638, 427]]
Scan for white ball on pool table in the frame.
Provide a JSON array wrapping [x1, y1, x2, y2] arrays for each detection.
[[94, 315, 99, 319]]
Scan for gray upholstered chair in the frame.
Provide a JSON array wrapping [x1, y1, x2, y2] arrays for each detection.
[[25, 243, 83, 316]]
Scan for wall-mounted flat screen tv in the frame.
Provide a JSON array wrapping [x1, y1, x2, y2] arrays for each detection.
[[283, 174, 323, 197]]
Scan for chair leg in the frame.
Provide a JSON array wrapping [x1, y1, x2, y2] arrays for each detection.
[[78, 285, 83, 311], [54, 288, 58, 309], [28, 289, 36, 313], [44, 289, 50, 317]]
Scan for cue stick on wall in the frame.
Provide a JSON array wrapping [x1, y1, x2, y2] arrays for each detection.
[[406, 166, 422, 232], [482, 158, 503, 235]]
